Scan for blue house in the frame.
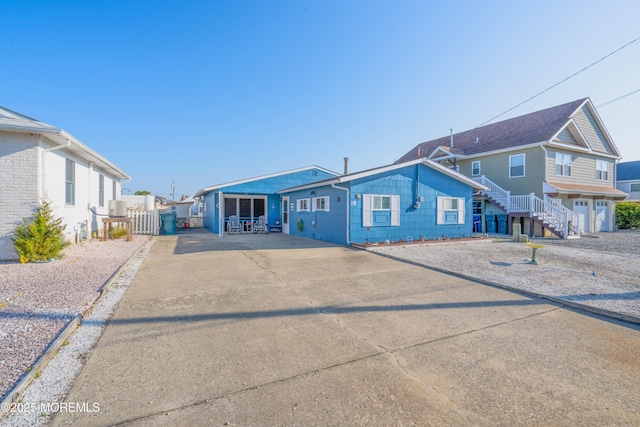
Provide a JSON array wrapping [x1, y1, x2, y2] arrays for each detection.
[[194, 166, 339, 235], [278, 159, 487, 245]]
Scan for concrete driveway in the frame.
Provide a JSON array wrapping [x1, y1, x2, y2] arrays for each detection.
[[52, 230, 640, 426]]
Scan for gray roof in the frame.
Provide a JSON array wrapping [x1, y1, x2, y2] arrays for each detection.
[[617, 161, 640, 181], [397, 98, 589, 163], [0, 105, 130, 180]]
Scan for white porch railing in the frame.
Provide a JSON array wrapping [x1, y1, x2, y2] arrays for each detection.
[[474, 175, 579, 239], [127, 209, 159, 235]]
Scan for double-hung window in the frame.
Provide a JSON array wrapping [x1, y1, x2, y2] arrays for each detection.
[[112, 181, 117, 200], [596, 160, 608, 180], [362, 194, 400, 227], [437, 197, 465, 225], [471, 161, 481, 176], [312, 196, 330, 212], [509, 154, 525, 178], [296, 198, 310, 212], [630, 183, 640, 192], [65, 158, 75, 205], [555, 153, 571, 176]]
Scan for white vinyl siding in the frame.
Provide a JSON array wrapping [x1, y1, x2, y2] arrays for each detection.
[[437, 197, 465, 225], [362, 194, 400, 227]]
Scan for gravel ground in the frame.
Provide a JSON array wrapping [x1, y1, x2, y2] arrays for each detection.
[[0, 237, 154, 427], [0, 236, 150, 403], [368, 230, 640, 320]]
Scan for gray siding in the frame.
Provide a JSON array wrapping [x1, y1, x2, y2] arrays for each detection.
[[573, 105, 614, 155], [545, 149, 614, 188], [458, 146, 545, 197], [556, 127, 578, 144]]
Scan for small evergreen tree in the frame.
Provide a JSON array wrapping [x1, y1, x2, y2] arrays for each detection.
[[13, 197, 69, 263]]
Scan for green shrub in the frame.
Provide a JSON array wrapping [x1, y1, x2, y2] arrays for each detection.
[[13, 198, 69, 263], [616, 202, 640, 229], [110, 226, 127, 239]]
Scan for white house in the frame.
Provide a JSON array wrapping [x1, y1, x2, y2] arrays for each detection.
[[0, 106, 130, 260]]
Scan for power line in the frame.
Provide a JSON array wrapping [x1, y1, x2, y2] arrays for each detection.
[[476, 35, 640, 128], [597, 88, 640, 108]]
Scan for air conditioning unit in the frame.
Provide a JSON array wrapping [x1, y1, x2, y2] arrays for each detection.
[[108, 200, 128, 218]]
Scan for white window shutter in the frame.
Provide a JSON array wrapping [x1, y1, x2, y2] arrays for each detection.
[[437, 197, 444, 225], [363, 194, 373, 227], [391, 195, 400, 226], [325, 197, 330, 212], [457, 197, 465, 224], [311, 198, 316, 212]]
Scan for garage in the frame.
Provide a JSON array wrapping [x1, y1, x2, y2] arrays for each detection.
[[595, 200, 610, 231], [573, 200, 589, 234]]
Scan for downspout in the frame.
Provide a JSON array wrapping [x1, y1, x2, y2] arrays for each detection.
[[331, 183, 350, 245], [41, 136, 71, 199]]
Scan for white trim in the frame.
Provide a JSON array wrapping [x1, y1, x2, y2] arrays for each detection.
[[509, 153, 526, 178], [297, 198, 310, 212], [554, 152, 572, 176], [471, 160, 481, 176], [363, 194, 373, 227], [390, 195, 400, 226], [312, 196, 330, 212], [570, 98, 622, 157]]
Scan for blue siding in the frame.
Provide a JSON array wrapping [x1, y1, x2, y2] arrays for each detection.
[[201, 168, 335, 234], [281, 163, 475, 246], [348, 164, 474, 243], [286, 185, 348, 245]]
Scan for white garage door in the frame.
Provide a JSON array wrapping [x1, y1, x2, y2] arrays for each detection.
[[595, 201, 609, 232], [573, 200, 589, 234]]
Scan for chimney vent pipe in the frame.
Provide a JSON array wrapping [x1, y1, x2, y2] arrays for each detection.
[[343, 157, 349, 175]]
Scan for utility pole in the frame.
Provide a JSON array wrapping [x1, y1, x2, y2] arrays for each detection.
[[171, 182, 175, 202]]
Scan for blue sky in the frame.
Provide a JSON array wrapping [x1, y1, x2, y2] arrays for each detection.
[[2, 1, 639, 199]]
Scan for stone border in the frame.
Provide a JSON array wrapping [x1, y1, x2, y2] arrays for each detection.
[[0, 238, 153, 421]]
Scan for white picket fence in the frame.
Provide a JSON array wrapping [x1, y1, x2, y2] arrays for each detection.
[[127, 209, 159, 235]]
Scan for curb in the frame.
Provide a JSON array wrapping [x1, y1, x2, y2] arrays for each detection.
[[0, 237, 155, 421], [365, 249, 640, 326]]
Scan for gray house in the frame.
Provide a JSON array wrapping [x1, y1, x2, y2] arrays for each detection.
[[397, 98, 628, 237]]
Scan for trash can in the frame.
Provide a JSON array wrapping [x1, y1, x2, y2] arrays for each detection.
[[486, 214, 496, 233], [473, 215, 482, 233], [497, 214, 507, 234], [160, 212, 177, 235]]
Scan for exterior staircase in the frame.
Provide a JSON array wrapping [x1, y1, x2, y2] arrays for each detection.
[[473, 176, 580, 239]]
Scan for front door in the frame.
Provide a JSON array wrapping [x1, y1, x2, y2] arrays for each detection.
[[282, 196, 290, 234]]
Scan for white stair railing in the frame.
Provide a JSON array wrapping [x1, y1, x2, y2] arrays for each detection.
[[544, 196, 580, 236], [473, 176, 510, 210]]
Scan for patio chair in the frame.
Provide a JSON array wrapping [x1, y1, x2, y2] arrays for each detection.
[[228, 215, 243, 234], [253, 215, 268, 234]]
